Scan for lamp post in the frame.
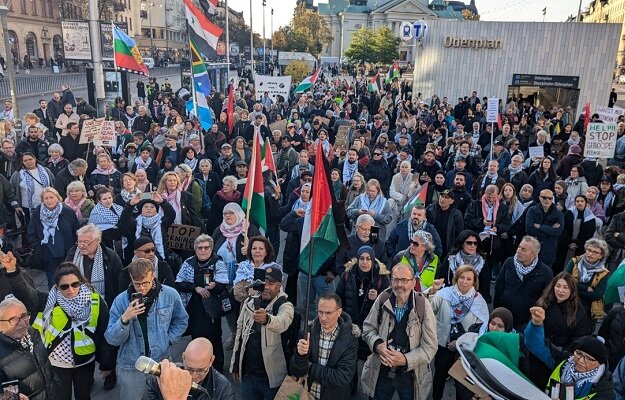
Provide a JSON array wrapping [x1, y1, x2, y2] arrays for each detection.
[[270, 8, 273, 75], [262, 0, 266, 74], [249, 0, 253, 73], [88, 0, 105, 109], [149, 3, 154, 54], [0, 6, 19, 120]]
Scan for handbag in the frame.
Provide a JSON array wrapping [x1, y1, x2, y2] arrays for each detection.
[[275, 375, 313, 400]]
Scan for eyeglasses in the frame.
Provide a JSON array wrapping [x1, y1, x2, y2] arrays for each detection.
[[59, 281, 81, 291], [302, 178, 313, 182], [132, 279, 153, 289], [137, 247, 156, 254], [76, 238, 97, 247], [540, 196, 554, 201], [196, 245, 211, 251], [359, 256, 371, 261], [373, 153, 382, 156], [464, 240, 478, 246], [410, 241, 420, 247], [586, 248, 602, 256], [574, 350, 597, 363], [184, 366, 210, 376], [392, 277, 413, 285], [0, 312, 30, 326]]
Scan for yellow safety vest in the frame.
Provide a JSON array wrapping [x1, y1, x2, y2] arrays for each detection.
[[401, 253, 439, 290], [32, 293, 100, 358], [547, 360, 598, 400]]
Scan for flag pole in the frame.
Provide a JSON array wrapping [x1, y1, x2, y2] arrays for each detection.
[[225, 0, 230, 76], [112, 22, 122, 107], [303, 236, 315, 337], [188, 38, 198, 121]]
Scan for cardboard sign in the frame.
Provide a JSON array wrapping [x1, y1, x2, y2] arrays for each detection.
[[79, 118, 105, 144], [449, 360, 490, 399], [596, 106, 625, 123], [317, 117, 331, 127], [335, 125, 350, 150], [584, 122, 618, 158], [486, 98, 499, 123], [166, 224, 202, 251], [269, 119, 288, 134], [528, 146, 544, 159], [93, 120, 117, 147]]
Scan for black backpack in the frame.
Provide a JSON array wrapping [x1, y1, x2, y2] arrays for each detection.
[[271, 296, 301, 368]]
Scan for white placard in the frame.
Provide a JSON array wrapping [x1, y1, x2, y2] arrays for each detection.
[[254, 74, 292, 102], [596, 105, 625, 123], [61, 21, 92, 61], [528, 146, 544, 159], [584, 122, 618, 158], [486, 97, 499, 123], [93, 120, 117, 147]]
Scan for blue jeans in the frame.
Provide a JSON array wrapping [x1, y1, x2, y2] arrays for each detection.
[[241, 374, 279, 400], [373, 369, 414, 400], [297, 273, 336, 321], [117, 367, 147, 400]]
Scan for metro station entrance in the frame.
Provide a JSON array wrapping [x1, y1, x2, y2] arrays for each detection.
[[507, 74, 580, 118]]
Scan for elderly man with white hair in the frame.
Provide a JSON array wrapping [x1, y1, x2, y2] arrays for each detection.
[[132, 105, 154, 134]]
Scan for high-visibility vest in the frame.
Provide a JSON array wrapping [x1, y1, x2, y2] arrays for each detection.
[[32, 293, 100, 363], [401, 253, 439, 290], [546, 359, 598, 400]]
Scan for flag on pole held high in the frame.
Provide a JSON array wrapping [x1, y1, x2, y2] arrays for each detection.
[[226, 84, 234, 134], [385, 60, 400, 84], [197, 0, 217, 15], [113, 25, 149, 76], [402, 182, 429, 214], [294, 68, 321, 94], [190, 38, 213, 130], [299, 150, 339, 275], [368, 72, 380, 93], [263, 137, 277, 178], [242, 131, 267, 234], [184, 0, 223, 57]]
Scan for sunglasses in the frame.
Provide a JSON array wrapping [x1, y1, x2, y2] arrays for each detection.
[[374, 153, 382, 156], [465, 240, 478, 246], [139, 247, 156, 254], [59, 281, 81, 291], [410, 241, 420, 247], [540, 196, 554, 200]]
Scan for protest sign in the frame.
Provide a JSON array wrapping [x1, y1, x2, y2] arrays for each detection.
[[93, 120, 116, 147], [79, 118, 105, 144], [596, 106, 625, 123], [335, 125, 350, 150], [528, 146, 544, 159], [254, 74, 292, 102], [486, 98, 499, 123], [584, 122, 618, 158], [166, 224, 202, 251], [269, 119, 288, 134]]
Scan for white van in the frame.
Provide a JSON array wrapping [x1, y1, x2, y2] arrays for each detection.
[[143, 57, 155, 68]]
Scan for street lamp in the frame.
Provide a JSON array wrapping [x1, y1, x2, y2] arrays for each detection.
[[270, 8, 273, 75], [0, 6, 19, 121], [262, 0, 266, 74]]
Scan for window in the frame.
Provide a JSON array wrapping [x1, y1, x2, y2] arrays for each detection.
[[20, 0, 26, 14], [41, 0, 46, 17], [32, 0, 37, 15]]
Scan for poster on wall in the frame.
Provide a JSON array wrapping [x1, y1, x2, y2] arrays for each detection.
[[254, 74, 292, 102], [101, 22, 128, 60], [61, 21, 92, 60]]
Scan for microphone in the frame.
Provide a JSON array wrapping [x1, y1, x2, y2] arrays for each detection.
[[135, 356, 207, 394]]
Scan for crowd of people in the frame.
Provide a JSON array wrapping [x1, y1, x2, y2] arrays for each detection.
[[0, 69, 625, 400]]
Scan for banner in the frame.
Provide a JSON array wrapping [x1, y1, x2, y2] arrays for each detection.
[[584, 122, 618, 158], [80, 118, 117, 146], [269, 119, 287, 134], [596, 106, 625, 123], [335, 125, 349, 151], [254, 74, 292, 102], [167, 224, 202, 251], [61, 21, 92, 60]]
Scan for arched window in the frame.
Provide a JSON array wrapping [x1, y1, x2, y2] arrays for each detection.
[[8, 31, 18, 61], [53, 34, 63, 58], [25, 32, 38, 58]]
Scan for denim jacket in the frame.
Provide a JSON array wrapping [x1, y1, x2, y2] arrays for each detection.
[[104, 284, 189, 369]]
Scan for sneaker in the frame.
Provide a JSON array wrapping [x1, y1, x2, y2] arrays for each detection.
[[224, 333, 235, 350], [103, 370, 117, 391]]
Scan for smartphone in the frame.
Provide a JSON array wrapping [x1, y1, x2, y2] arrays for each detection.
[[370, 226, 380, 244], [2, 380, 19, 400], [131, 292, 144, 305], [139, 192, 152, 201]]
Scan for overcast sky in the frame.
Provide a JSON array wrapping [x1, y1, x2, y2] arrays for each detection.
[[225, 0, 589, 36]]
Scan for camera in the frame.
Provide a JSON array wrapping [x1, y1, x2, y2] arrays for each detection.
[[246, 269, 266, 309], [369, 226, 380, 244]]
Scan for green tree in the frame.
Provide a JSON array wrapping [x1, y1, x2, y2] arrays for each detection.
[[373, 27, 400, 64], [274, 10, 333, 58], [344, 27, 375, 65], [284, 60, 311, 82]]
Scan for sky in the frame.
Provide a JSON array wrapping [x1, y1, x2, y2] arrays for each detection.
[[225, 0, 590, 36]]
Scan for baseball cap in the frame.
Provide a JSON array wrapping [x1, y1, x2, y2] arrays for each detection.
[[265, 266, 283, 283]]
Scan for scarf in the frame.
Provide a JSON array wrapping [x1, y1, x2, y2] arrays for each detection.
[[134, 156, 152, 170], [136, 214, 165, 259], [40, 203, 62, 245], [316, 138, 331, 157], [216, 189, 241, 203], [291, 197, 311, 211], [481, 195, 500, 228], [567, 137, 580, 146], [513, 254, 538, 280], [73, 246, 106, 296], [219, 203, 246, 239], [120, 188, 140, 203], [64, 197, 86, 219], [577, 255, 607, 284], [19, 332, 34, 354], [508, 164, 523, 180], [92, 164, 118, 176], [396, 172, 415, 195], [561, 357, 605, 399], [44, 285, 92, 330], [184, 157, 198, 171], [89, 203, 123, 230], [49, 156, 64, 165], [358, 193, 388, 215], [21, 166, 50, 209], [481, 172, 498, 189], [342, 160, 358, 183], [217, 154, 234, 173], [162, 189, 182, 224], [449, 250, 485, 274], [332, 180, 343, 200], [448, 285, 476, 323]]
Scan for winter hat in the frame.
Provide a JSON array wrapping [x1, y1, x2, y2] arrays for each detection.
[[575, 336, 608, 365], [568, 144, 582, 155], [555, 180, 568, 192], [134, 236, 154, 250], [139, 199, 160, 214], [489, 307, 514, 333], [357, 245, 375, 261]]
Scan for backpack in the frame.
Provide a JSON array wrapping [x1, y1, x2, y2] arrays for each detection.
[[376, 288, 425, 326], [271, 296, 301, 368]]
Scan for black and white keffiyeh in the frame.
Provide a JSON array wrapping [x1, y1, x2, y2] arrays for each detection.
[[40, 203, 62, 245], [513, 254, 538, 281], [136, 214, 164, 258], [134, 156, 153, 170], [88, 203, 123, 231], [21, 166, 50, 209], [73, 246, 106, 296], [448, 251, 485, 274], [576, 255, 607, 284]]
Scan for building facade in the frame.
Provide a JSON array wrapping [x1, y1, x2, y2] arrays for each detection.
[[412, 20, 620, 115], [138, 0, 186, 59], [581, 0, 625, 66]]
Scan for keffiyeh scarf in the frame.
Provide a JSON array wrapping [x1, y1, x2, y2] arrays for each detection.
[[342, 160, 358, 183], [73, 246, 106, 296], [136, 214, 165, 259], [184, 157, 198, 171], [358, 193, 387, 215], [40, 203, 62, 245], [120, 188, 140, 203], [513, 254, 538, 281], [21, 166, 50, 210], [448, 251, 485, 274], [561, 357, 605, 399], [577, 255, 607, 284], [134, 156, 153, 170], [89, 203, 123, 231]]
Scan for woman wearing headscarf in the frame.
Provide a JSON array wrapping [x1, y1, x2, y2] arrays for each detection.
[[212, 203, 260, 275], [7, 260, 113, 400], [89, 153, 122, 197], [134, 169, 155, 193], [426, 170, 447, 206], [564, 165, 589, 209], [564, 238, 611, 322], [157, 171, 202, 228], [586, 186, 606, 225], [428, 265, 489, 400], [206, 175, 241, 235], [346, 178, 392, 239], [64, 181, 94, 225], [28, 187, 79, 288], [555, 195, 597, 274]]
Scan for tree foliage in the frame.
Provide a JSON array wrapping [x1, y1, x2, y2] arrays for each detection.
[[272, 10, 333, 58], [284, 60, 311, 83], [462, 9, 480, 20], [345, 27, 400, 65]]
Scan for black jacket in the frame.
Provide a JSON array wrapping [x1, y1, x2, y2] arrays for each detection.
[[335, 233, 389, 276], [119, 200, 176, 255], [598, 306, 625, 372], [465, 200, 511, 251], [58, 134, 87, 162], [33, 108, 55, 132], [53, 167, 80, 199], [146, 367, 235, 400], [502, 168, 529, 193], [130, 159, 159, 183], [0, 153, 20, 178], [364, 159, 391, 195], [16, 139, 49, 162], [543, 301, 592, 351], [335, 261, 390, 326], [119, 259, 175, 290], [426, 203, 465, 257], [291, 313, 358, 400], [0, 328, 58, 400], [27, 205, 79, 260]]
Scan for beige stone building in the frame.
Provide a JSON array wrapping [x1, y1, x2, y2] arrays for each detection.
[[581, 0, 625, 65]]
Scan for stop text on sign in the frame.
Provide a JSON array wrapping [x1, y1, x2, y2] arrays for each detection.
[[584, 122, 617, 158]]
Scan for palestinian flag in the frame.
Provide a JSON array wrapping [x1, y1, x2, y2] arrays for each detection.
[[299, 150, 338, 274], [402, 182, 428, 214], [368, 73, 380, 93], [263, 137, 277, 178], [113, 25, 149, 76], [294, 68, 321, 94], [242, 131, 267, 234], [385, 60, 399, 84]]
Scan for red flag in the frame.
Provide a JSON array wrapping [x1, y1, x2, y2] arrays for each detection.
[[583, 102, 591, 133], [227, 84, 234, 135], [263, 137, 277, 178]]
